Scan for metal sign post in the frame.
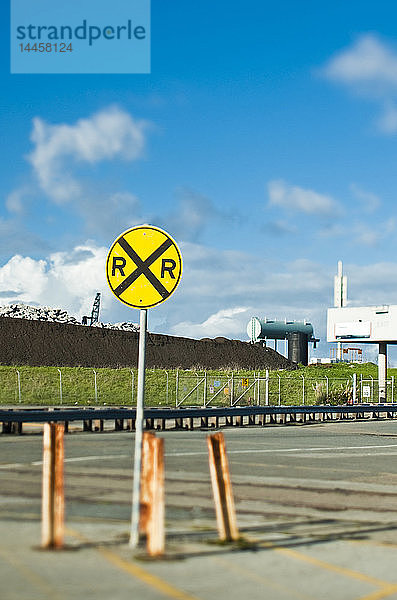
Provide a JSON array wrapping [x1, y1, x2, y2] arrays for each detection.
[[130, 308, 147, 548], [106, 225, 182, 551]]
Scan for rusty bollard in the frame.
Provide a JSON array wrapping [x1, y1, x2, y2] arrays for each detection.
[[207, 432, 239, 541], [140, 431, 165, 556], [42, 423, 65, 549]]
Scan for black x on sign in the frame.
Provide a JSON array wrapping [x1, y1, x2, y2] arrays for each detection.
[[106, 225, 183, 309]]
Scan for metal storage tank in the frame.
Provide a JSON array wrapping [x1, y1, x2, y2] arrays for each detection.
[[247, 317, 318, 366], [287, 332, 308, 365], [247, 317, 315, 342]]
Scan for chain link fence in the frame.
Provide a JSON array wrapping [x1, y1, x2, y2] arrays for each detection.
[[0, 367, 394, 407]]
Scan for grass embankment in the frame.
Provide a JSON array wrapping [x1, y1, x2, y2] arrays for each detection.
[[0, 362, 393, 407]]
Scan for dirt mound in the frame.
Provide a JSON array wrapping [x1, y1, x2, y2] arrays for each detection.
[[0, 317, 296, 370]]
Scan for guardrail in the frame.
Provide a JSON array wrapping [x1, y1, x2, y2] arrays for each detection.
[[2, 404, 397, 434]]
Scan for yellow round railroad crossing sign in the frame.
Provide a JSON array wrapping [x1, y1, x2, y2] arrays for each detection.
[[106, 225, 183, 309]]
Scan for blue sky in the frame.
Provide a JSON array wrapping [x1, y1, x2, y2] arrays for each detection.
[[2, 0, 397, 362]]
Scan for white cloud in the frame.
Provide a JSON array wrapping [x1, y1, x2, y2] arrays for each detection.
[[322, 34, 397, 90], [0, 256, 48, 299], [0, 245, 109, 319], [320, 34, 397, 134], [171, 306, 250, 338], [267, 180, 341, 217], [29, 106, 148, 203]]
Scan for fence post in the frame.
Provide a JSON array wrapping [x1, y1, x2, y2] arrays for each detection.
[[57, 369, 63, 405], [42, 423, 64, 549], [207, 432, 239, 541], [392, 376, 394, 404], [16, 370, 21, 403], [325, 375, 329, 396], [175, 370, 179, 407], [278, 374, 281, 405], [231, 372, 234, 405], [352, 373, 357, 403], [257, 374, 260, 406], [93, 369, 98, 403], [130, 370, 135, 404], [203, 372, 207, 407], [265, 370, 269, 406], [302, 375, 305, 405], [165, 371, 169, 405]]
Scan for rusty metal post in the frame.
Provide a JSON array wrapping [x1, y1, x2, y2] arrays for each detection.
[[207, 432, 239, 541], [147, 435, 165, 556], [42, 423, 64, 549], [139, 431, 154, 535], [139, 431, 165, 556]]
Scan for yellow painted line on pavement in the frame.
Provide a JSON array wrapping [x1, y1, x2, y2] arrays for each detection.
[[356, 584, 397, 600], [250, 539, 397, 600], [66, 527, 201, 600], [270, 544, 387, 587], [246, 538, 389, 589], [98, 545, 201, 600], [213, 555, 316, 600]]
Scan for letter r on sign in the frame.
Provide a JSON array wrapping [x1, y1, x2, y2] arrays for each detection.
[[112, 257, 126, 276], [161, 259, 176, 279]]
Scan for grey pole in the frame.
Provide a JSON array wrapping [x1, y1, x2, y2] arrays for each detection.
[[129, 308, 147, 549]]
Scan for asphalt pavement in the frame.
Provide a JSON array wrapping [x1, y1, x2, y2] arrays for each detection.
[[2, 420, 397, 600]]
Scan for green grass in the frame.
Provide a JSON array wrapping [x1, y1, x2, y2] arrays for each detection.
[[0, 362, 393, 407]]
